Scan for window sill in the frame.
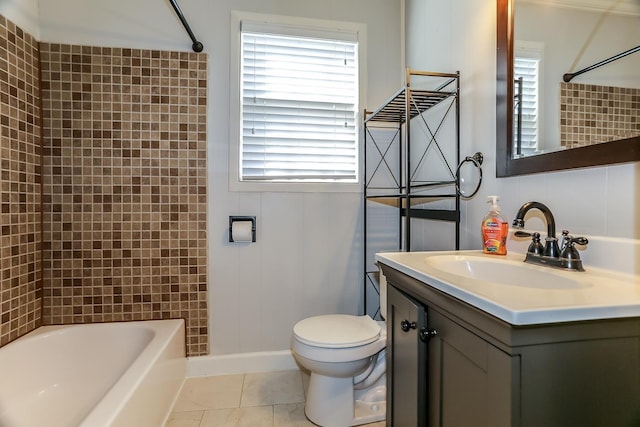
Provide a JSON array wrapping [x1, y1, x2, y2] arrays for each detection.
[[229, 179, 361, 193]]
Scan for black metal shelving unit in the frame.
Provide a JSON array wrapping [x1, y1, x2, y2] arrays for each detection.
[[363, 68, 460, 318]]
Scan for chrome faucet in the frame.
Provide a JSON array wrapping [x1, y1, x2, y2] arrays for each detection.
[[512, 201, 588, 271]]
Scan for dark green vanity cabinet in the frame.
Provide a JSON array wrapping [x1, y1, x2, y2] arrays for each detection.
[[381, 265, 640, 427]]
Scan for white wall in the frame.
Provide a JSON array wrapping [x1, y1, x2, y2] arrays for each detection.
[[405, 0, 640, 261], [37, 0, 402, 355], [30, 0, 640, 358]]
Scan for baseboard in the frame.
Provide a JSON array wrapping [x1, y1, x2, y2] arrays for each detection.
[[186, 350, 300, 377]]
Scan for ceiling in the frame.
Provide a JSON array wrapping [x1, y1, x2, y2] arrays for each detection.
[[519, 0, 640, 16]]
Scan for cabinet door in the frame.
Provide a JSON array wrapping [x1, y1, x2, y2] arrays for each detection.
[[387, 285, 428, 426], [428, 309, 515, 427], [519, 336, 640, 427]]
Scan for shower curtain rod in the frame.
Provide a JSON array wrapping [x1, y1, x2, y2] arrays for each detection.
[[168, 0, 204, 52], [563, 44, 640, 82]]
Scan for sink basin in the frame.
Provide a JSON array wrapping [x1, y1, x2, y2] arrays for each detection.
[[376, 250, 640, 325], [423, 254, 587, 289]]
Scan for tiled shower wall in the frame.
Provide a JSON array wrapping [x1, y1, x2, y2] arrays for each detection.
[[0, 16, 42, 346], [39, 43, 209, 356], [560, 82, 640, 149], [0, 11, 209, 356]]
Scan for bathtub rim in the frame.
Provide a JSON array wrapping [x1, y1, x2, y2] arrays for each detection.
[[1, 319, 187, 427], [76, 319, 186, 426]]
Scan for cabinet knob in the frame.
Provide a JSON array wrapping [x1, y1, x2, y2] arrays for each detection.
[[400, 320, 417, 332], [419, 327, 438, 342]]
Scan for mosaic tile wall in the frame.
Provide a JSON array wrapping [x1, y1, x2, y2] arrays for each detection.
[[560, 82, 640, 149], [40, 43, 209, 356], [0, 17, 42, 346]]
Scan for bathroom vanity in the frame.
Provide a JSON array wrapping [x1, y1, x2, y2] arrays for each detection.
[[378, 251, 640, 427]]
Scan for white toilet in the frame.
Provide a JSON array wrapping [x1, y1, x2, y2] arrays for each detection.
[[291, 273, 387, 427]]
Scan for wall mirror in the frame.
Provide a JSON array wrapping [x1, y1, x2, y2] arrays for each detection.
[[496, 0, 640, 177]]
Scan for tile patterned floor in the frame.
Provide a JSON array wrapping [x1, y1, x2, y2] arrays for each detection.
[[165, 369, 386, 427]]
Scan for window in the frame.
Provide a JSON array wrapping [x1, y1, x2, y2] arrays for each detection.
[[514, 41, 543, 156], [230, 12, 364, 191]]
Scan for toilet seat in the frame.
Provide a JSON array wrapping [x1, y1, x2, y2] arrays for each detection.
[[292, 315, 386, 364], [293, 315, 381, 348]]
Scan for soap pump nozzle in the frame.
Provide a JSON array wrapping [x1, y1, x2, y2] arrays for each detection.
[[488, 195, 500, 211]]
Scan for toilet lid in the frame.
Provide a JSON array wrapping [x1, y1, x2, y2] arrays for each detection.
[[293, 315, 381, 348]]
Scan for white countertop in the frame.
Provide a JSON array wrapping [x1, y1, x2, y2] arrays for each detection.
[[375, 250, 640, 325]]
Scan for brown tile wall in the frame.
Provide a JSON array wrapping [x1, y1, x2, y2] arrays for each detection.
[[560, 82, 640, 149], [39, 43, 209, 356], [0, 16, 42, 346]]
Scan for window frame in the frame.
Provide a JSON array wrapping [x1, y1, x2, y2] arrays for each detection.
[[229, 11, 367, 193]]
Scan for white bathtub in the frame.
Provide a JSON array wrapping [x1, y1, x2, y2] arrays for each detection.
[[0, 319, 186, 427]]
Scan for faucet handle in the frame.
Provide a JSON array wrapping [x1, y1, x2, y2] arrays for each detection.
[[559, 240, 585, 271], [568, 236, 588, 246], [560, 233, 588, 259], [514, 231, 544, 255], [560, 230, 588, 247], [559, 235, 588, 271]]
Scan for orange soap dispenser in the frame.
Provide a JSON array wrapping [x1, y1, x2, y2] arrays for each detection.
[[481, 195, 508, 255]]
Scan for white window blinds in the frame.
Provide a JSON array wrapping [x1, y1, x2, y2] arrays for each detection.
[[514, 57, 540, 155], [240, 26, 359, 182]]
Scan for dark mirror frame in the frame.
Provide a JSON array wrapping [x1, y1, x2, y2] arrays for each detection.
[[496, 0, 640, 177]]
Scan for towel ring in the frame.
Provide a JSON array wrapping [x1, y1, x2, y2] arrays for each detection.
[[455, 152, 483, 199]]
